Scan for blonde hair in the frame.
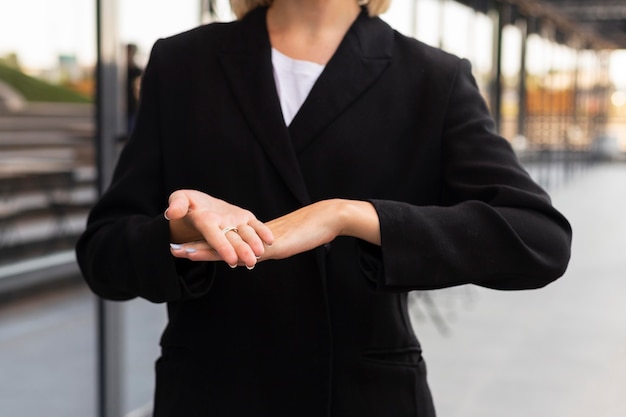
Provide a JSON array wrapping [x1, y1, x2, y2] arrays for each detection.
[[230, 0, 391, 19]]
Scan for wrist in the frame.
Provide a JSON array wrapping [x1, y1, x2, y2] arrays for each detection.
[[337, 199, 381, 245]]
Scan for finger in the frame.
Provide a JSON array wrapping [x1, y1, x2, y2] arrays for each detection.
[[171, 240, 213, 251], [248, 218, 275, 246], [195, 223, 239, 266], [236, 224, 266, 257], [224, 229, 258, 269], [169, 241, 221, 261], [165, 190, 191, 219]]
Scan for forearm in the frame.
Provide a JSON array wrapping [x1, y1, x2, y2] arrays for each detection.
[[368, 199, 571, 291], [76, 214, 194, 302], [337, 199, 381, 246]]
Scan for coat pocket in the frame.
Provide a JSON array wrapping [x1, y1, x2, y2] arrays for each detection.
[[362, 345, 423, 367], [334, 348, 436, 417]]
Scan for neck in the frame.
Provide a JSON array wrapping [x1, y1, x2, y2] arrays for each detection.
[[268, 0, 360, 31], [267, 0, 361, 64]]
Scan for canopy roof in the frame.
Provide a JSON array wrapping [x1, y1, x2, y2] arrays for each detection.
[[457, 0, 626, 49]]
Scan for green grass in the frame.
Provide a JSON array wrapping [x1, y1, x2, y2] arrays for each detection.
[[0, 63, 91, 103]]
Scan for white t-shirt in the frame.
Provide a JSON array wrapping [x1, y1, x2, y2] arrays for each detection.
[[271, 48, 325, 126]]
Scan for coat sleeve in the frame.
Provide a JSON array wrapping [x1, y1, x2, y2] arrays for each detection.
[[75, 39, 215, 303], [361, 59, 572, 291]]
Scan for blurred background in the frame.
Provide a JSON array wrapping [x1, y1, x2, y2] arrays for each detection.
[[1, 0, 625, 416]]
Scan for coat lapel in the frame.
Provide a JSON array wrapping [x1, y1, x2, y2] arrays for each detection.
[[218, 7, 394, 203], [218, 7, 311, 207], [288, 9, 394, 154]]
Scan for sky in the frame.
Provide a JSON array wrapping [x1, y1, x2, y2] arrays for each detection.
[[0, 0, 199, 68], [0, 0, 625, 88]]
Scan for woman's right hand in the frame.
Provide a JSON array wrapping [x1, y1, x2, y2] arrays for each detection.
[[165, 190, 274, 268]]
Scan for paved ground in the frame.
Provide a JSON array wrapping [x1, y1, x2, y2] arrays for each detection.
[[414, 162, 626, 417], [0, 283, 166, 417], [0, 162, 625, 417]]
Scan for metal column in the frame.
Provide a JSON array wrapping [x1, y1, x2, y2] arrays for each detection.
[[438, 0, 448, 50], [95, 0, 124, 416], [517, 17, 528, 139], [200, 0, 215, 22], [489, 0, 505, 132]]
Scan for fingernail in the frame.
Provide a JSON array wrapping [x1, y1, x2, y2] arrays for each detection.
[[255, 256, 261, 260], [185, 248, 197, 254], [170, 243, 182, 250], [229, 264, 237, 269], [164, 209, 171, 221], [246, 265, 255, 270]]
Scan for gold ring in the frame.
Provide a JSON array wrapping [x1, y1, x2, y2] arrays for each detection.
[[222, 226, 239, 235]]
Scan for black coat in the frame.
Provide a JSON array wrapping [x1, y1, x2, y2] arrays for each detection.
[[76, 6, 572, 417]]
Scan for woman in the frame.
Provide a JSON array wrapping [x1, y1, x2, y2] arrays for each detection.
[[76, 0, 572, 415]]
